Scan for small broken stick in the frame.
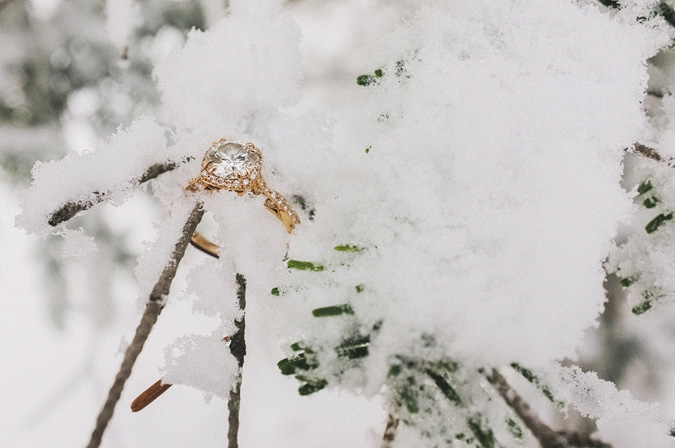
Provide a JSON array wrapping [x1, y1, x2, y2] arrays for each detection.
[[130, 379, 173, 412], [131, 336, 231, 412]]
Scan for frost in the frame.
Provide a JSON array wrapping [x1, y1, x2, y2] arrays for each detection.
[[60, 228, 98, 257], [162, 333, 239, 400], [134, 197, 197, 303], [272, 0, 668, 377], [556, 366, 673, 448], [154, 0, 302, 137], [12, 0, 675, 443]]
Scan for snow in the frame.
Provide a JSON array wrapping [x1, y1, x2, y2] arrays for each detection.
[[10, 0, 675, 446], [16, 117, 173, 235], [105, 0, 140, 54], [556, 365, 674, 448]]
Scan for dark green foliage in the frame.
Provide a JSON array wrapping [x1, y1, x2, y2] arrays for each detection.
[[619, 274, 639, 287], [467, 415, 496, 448], [336, 334, 370, 359], [356, 74, 376, 86], [597, 0, 621, 7], [424, 368, 462, 405], [365, 146, 371, 154], [400, 381, 420, 413], [277, 351, 319, 375], [643, 196, 660, 208], [334, 244, 364, 252], [632, 300, 652, 315], [279, 304, 380, 397], [312, 304, 354, 317], [510, 363, 564, 409], [287, 259, 325, 271], [355, 284, 365, 293], [632, 289, 659, 315], [645, 212, 673, 233], [296, 377, 328, 395], [356, 67, 385, 86], [507, 418, 524, 440], [637, 180, 653, 195], [270, 287, 281, 296], [388, 364, 402, 377]]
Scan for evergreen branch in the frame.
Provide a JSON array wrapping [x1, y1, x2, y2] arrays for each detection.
[[48, 160, 185, 226], [228, 274, 247, 448], [657, 1, 675, 28], [484, 368, 612, 448], [595, 1, 675, 27], [85, 203, 204, 448]]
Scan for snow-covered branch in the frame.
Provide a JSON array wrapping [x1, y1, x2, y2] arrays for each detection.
[[47, 159, 183, 226], [86, 202, 204, 448], [485, 369, 611, 448]]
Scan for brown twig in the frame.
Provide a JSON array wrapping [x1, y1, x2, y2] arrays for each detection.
[[484, 368, 612, 448], [48, 160, 185, 227], [227, 274, 247, 448], [632, 143, 663, 162], [130, 379, 173, 412], [380, 413, 399, 448], [85, 202, 204, 448]]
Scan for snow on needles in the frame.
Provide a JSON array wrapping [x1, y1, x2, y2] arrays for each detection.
[[272, 0, 668, 376], [14, 0, 674, 435]]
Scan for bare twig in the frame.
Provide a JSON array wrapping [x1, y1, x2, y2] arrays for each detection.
[[228, 274, 247, 448], [85, 202, 204, 448], [48, 160, 184, 227], [632, 142, 663, 162], [484, 368, 612, 448], [380, 413, 399, 448], [130, 379, 173, 412]]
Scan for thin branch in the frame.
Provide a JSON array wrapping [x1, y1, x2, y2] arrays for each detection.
[[380, 413, 399, 448], [228, 274, 247, 448], [48, 160, 184, 227], [484, 368, 612, 448], [86, 202, 204, 448], [632, 142, 663, 162]]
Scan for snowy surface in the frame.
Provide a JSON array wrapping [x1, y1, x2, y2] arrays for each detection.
[[8, 0, 675, 446]]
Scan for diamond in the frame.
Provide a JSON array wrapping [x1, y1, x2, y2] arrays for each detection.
[[243, 178, 250, 185], [205, 141, 260, 180], [234, 180, 240, 187]]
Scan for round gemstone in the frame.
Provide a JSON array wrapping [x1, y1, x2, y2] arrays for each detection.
[[205, 141, 259, 180]]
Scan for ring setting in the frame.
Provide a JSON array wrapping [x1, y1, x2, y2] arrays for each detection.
[[187, 138, 299, 234]]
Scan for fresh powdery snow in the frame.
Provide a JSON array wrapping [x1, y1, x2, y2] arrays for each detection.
[[16, 0, 675, 445]]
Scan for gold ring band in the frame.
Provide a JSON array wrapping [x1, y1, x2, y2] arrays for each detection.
[[186, 138, 299, 234], [186, 138, 299, 256]]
